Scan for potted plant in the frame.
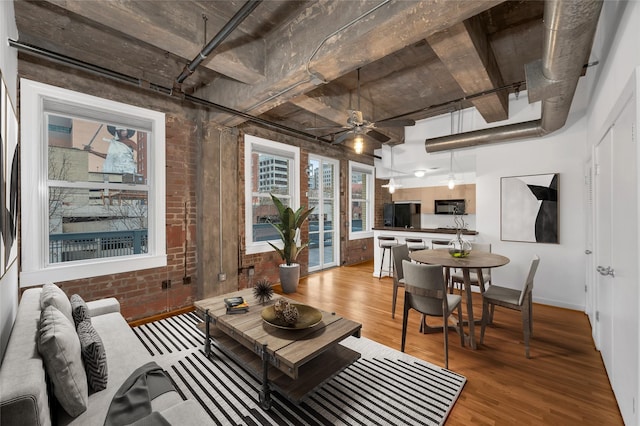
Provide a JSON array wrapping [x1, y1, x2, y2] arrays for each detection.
[[268, 193, 314, 293]]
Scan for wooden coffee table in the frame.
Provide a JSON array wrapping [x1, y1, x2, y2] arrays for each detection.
[[194, 289, 362, 409]]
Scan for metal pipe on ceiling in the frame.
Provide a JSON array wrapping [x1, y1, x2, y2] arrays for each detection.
[[176, 0, 263, 84], [9, 39, 332, 145], [424, 0, 603, 153]]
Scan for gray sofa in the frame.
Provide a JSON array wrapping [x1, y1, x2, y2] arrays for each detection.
[[0, 286, 211, 425]]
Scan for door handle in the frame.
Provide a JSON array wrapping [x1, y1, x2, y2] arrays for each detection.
[[597, 266, 615, 277], [585, 250, 592, 254]]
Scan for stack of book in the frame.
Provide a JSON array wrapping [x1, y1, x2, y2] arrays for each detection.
[[224, 296, 249, 314]]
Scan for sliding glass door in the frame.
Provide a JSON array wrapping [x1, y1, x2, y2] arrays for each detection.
[[307, 156, 339, 272]]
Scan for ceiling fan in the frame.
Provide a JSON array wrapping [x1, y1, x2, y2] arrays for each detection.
[[307, 68, 416, 150]]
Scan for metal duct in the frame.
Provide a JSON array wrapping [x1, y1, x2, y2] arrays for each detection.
[[425, 0, 603, 153]]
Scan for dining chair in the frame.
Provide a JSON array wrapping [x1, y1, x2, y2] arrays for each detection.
[[450, 242, 492, 294], [480, 255, 540, 358], [401, 260, 464, 368], [390, 244, 410, 319]]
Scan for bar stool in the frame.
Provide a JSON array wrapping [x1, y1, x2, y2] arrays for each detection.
[[405, 237, 426, 252], [378, 236, 397, 279]]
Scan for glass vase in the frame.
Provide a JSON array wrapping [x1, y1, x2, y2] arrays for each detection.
[[448, 233, 472, 258]]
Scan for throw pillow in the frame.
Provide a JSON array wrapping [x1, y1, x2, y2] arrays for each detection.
[[38, 305, 88, 417], [70, 294, 91, 327], [77, 320, 108, 392], [40, 283, 73, 324]]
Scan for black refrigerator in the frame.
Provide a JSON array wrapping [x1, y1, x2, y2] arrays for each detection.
[[383, 203, 421, 228]]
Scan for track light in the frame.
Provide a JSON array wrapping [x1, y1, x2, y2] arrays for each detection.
[[414, 170, 425, 177]]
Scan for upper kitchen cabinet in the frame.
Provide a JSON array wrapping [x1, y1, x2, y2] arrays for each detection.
[[392, 184, 476, 214]]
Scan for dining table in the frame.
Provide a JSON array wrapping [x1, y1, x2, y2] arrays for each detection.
[[409, 248, 510, 350]]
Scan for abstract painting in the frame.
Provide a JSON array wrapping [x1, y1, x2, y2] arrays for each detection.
[[501, 173, 558, 243], [0, 72, 18, 277]]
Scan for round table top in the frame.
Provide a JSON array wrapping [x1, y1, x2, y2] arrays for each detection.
[[409, 248, 510, 269]]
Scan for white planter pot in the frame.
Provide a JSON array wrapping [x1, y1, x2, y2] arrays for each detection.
[[279, 263, 300, 294]]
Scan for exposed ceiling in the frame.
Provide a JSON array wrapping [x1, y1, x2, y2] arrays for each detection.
[[13, 0, 558, 156]]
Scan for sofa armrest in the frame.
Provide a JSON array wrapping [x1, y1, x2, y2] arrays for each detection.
[[86, 298, 120, 317]]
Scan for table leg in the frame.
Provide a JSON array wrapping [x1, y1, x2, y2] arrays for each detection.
[[463, 269, 477, 350], [258, 343, 272, 410], [204, 309, 211, 357]]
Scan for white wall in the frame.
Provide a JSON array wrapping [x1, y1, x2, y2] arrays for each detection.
[[475, 115, 588, 310], [0, 1, 19, 363]]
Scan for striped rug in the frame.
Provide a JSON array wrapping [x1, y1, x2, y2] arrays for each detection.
[[132, 312, 466, 426]]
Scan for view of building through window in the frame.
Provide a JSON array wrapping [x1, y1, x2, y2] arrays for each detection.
[[251, 151, 292, 242], [47, 115, 149, 263]]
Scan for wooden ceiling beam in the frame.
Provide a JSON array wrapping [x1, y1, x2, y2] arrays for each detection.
[[205, 0, 503, 126], [427, 15, 509, 123], [42, 0, 265, 85]]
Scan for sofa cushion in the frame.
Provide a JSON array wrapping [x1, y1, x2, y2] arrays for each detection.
[[41, 283, 73, 324], [77, 320, 108, 393], [70, 294, 91, 326], [38, 305, 89, 418]]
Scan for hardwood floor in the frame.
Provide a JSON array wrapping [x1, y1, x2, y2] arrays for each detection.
[[278, 261, 623, 425]]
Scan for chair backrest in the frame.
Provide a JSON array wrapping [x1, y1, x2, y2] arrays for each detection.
[[431, 239, 449, 249], [402, 260, 447, 316], [471, 242, 491, 276], [471, 242, 491, 253], [391, 244, 410, 282], [518, 255, 541, 306]]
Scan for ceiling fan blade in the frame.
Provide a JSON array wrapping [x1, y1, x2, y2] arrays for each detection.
[[332, 131, 352, 145], [375, 118, 416, 127], [305, 125, 349, 131], [365, 129, 391, 143]]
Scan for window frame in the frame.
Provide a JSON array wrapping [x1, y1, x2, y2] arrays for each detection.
[[348, 160, 375, 240], [244, 134, 300, 255], [20, 79, 166, 287]]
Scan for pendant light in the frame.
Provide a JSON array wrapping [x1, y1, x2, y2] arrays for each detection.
[[353, 134, 364, 154], [447, 108, 461, 190], [382, 145, 402, 194], [447, 151, 456, 190]]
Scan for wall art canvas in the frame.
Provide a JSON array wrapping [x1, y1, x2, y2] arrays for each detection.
[[4, 74, 18, 272], [501, 173, 558, 243], [0, 73, 7, 276]]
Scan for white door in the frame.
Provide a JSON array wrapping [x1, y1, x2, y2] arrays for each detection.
[[595, 94, 639, 425], [584, 158, 596, 334], [307, 156, 339, 272], [609, 97, 638, 424], [595, 128, 613, 368]]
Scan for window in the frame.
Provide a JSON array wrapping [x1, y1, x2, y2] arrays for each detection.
[[349, 161, 375, 239], [20, 79, 166, 286], [244, 134, 300, 254]]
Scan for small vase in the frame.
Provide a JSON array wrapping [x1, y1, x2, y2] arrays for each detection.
[[448, 233, 472, 258]]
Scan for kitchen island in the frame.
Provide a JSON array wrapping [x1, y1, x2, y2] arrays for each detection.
[[372, 227, 478, 278]]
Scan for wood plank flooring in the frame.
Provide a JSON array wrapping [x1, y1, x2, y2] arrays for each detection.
[[276, 261, 623, 425]]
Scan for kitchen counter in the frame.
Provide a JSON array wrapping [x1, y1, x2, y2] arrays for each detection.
[[373, 227, 478, 235], [372, 228, 478, 278]]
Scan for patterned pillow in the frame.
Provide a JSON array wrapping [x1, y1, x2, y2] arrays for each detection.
[[38, 305, 88, 417], [77, 320, 108, 392], [40, 283, 73, 324], [70, 294, 91, 327]]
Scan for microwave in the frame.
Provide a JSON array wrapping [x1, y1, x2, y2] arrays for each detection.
[[434, 199, 465, 215]]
